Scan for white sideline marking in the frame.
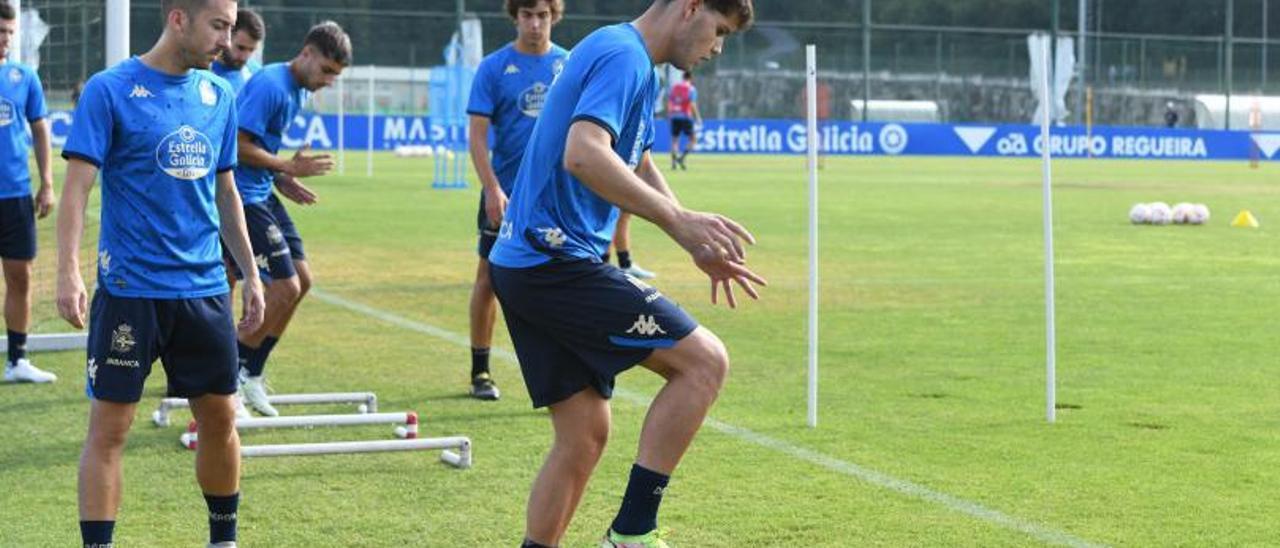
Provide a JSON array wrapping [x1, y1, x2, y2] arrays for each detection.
[[312, 288, 1106, 548]]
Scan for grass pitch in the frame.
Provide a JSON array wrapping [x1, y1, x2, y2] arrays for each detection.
[[2, 154, 1278, 546]]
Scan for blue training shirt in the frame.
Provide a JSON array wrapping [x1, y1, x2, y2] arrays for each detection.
[[63, 57, 238, 299], [211, 58, 262, 96], [488, 24, 659, 269], [234, 62, 310, 205], [0, 62, 47, 199], [466, 43, 568, 193]]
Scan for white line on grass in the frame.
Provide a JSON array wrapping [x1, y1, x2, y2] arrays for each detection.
[[312, 288, 1106, 548]]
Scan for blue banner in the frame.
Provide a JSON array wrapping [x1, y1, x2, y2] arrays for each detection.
[[46, 110, 1280, 161]]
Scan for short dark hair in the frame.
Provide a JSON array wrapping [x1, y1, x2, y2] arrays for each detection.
[[505, 0, 564, 20], [683, 70, 693, 80], [0, 2, 15, 21], [233, 8, 264, 41], [303, 21, 352, 66], [160, 0, 217, 22], [664, 0, 753, 29]]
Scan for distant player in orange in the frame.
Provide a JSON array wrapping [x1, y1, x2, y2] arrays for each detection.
[[667, 70, 701, 170]]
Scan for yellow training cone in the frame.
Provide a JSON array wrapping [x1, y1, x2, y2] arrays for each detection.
[[1231, 210, 1260, 228]]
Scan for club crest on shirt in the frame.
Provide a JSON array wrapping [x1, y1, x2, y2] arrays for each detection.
[[8, 68, 21, 84], [0, 98, 14, 127], [519, 82, 550, 118], [155, 125, 215, 180], [199, 79, 218, 106]]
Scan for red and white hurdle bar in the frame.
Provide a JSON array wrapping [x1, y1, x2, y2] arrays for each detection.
[[180, 412, 473, 468], [152, 392, 379, 427]]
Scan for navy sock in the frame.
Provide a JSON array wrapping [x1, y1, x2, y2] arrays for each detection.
[[7, 329, 27, 363], [244, 337, 278, 377], [610, 464, 670, 535], [617, 251, 633, 270], [205, 492, 239, 544], [520, 540, 553, 548], [236, 341, 256, 376], [471, 348, 490, 378], [79, 520, 115, 547]]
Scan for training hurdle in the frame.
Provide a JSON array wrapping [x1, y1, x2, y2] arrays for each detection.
[[152, 392, 379, 427], [187, 411, 418, 438], [180, 424, 471, 469]]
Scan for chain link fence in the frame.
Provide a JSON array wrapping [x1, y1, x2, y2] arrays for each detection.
[[21, 0, 1280, 125]]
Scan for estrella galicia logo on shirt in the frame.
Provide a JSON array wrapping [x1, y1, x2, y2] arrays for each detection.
[[155, 125, 215, 180], [519, 82, 550, 118], [0, 98, 15, 127]]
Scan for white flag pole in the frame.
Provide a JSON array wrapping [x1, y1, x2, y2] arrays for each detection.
[[367, 65, 375, 178], [806, 44, 820, 429], [1039, 37, 1058, 423], [338, 73, 345, 175]]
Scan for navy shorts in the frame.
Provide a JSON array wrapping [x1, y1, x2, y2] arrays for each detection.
[[671, 118, 695, 137], [226, 195, 302, 281], [490, 259, 699, 408], [0, 195, 36, 260], [84, 290, 239, 403], [476, 193, 499, 259]]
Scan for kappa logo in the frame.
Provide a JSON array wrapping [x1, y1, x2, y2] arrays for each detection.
[[626, 315, 666, 337], [129, 84, 154, 99], [111, 323, 137, 354], [86, 358, 98, 383], [504, 63, 520, 75], [98, 250, 112, 274], [537, 227, 567, 249], [199, 79, 218, 106]]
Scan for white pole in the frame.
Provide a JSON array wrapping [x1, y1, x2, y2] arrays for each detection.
[[367, 65, 375, 177], [338, 74, 345, 175], [105, 0, 130, 67], [805, 44, 820, 429], [1040, 39, 1058, 424]]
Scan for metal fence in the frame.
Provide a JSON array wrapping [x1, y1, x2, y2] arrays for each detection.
[[22, 0, 1280, 125]]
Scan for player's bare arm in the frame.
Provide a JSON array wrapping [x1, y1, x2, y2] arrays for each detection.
[[468, 114, 507, 226], [53, 159, 96, 329], [565, 120, 765, 306], [238, 130, 333, 178], [215, 170, 265, 334]]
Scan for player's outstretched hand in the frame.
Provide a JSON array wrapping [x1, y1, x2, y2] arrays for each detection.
[[36, 184, 55, 219], [56, 272, 88, 329], [483, 185, 508, 228], [672, 210, 767, 307], [275, 173, 318, 205], [289, 145, 335, 178], [238, 277, 266, 336]]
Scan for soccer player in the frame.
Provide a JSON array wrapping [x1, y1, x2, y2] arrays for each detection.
[[209, 8, 263, 95], [465, 0, 568, 401], [0, 2, 57, 384], [668, 70, 700, 170], [486, 1, 760, 546], [56, 1, 265, 546], [231, 21, 347, 416]]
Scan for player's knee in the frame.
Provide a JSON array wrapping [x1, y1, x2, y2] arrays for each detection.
[[567, 423, 609, 465], [688, 331, 730, 394], [86, 419, 132, 452], [197, 414, 237, 441], [268, 276, 302, 304], [296, 270, 312, 298]]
